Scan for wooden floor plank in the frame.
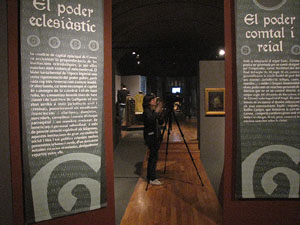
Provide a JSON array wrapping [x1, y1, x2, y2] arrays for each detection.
[[120, 113, 222, 225], [120, 148, 223, 225]]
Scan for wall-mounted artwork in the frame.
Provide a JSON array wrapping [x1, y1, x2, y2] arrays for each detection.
[[205, 88, 225, 116]]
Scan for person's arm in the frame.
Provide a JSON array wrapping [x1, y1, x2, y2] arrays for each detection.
[[155, 101, 163, 113], [155, 102, 165, 125]]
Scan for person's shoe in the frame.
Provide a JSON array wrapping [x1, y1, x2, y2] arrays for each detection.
[[150, 179, 163, 186]]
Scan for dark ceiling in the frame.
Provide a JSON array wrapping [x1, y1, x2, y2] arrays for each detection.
[[112, 0, 224, 77]]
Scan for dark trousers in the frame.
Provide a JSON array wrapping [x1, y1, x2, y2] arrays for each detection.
[[119, 104, 126, 122], [145, 134, 160, 181]]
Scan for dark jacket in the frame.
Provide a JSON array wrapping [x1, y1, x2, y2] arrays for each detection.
[[143, 107, 164, 145], [117, 89, 129, 104]]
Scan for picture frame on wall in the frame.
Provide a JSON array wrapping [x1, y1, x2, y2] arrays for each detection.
[[205, 88, 225, 116]]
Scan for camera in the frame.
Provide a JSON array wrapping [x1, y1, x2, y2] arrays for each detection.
[[163, 92, 181, 112]]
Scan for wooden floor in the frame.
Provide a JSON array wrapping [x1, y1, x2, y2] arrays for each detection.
[[120, 113, 223, 225]]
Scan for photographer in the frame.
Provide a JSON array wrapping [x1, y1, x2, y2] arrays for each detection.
[[143, 94, 164, 186]]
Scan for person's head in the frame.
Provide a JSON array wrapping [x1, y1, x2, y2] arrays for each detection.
[[143, 94, 156, 109]]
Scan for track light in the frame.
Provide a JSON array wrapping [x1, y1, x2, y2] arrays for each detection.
[[219, 49, 225, 56]]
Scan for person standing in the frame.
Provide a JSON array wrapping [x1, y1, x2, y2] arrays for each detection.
[[143, 94, 164, 185], [117, 84, 129, 125]]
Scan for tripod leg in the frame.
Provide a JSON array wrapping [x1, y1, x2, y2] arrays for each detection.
[[160, 118, 168, 143], [164, 123, 171, 174], [172, 111, 204, 186], [145, 179, 150, 191]]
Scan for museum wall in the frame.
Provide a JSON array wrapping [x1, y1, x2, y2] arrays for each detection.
[[121, 75, 143, 97], [199, 60, 225, 196], [0, 1, 13, 224]]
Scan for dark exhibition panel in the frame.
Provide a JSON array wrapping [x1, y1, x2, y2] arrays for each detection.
[[223, 1, 300, 224], [4, 0, 115, 225]]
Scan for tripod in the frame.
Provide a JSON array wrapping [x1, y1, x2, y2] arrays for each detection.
[[161, 109, 204, 186]]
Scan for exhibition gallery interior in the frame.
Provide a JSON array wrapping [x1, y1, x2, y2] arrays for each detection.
[[112, 1, 224, 224], [2, 0, 300, 225]]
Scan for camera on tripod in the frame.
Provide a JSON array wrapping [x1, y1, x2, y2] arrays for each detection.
[[163, 92, 181, 113], [157, 92, 204, 187]]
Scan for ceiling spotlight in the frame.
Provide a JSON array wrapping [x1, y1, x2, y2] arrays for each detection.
[[132, 51, 136, 55], [219, 49, 225, 56], [137, 61, 141, 64]]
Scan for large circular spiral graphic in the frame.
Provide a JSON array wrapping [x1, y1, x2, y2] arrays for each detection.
[[242, 145, 300, 198], [31, 153, 101, 222]]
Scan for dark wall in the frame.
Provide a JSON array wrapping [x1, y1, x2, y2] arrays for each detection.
[[199, 60, 225, 196], [0, 1, 13, 224]]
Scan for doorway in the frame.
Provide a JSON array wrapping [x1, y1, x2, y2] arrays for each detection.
[[111, 1, 224, 224]]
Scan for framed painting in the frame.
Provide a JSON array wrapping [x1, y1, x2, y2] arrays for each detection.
[[205, 88, 225, 115]]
